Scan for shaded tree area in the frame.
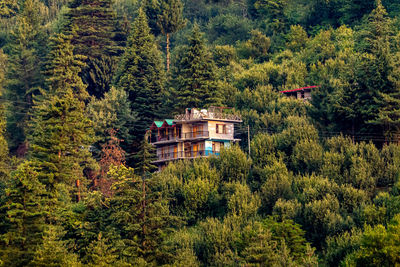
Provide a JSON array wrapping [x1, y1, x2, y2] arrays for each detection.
[[1, 0, 400, 266]]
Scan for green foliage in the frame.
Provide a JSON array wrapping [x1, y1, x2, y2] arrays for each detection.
[[28, 33, 96, 208], [350, 214, 400, 266], [157, 0, 186, 56], [5, 0, 46, 153], [0, 49, 8, 181], [0, 161, 46, 266], [87, 86, 138, 155], [258, 158, 292, 212], [2, 0, 400, 265], [206, 13, 253, 45], [0, 0, 18, 18], [224, 182, 260, 219], [286, 25, 308, 52], [115, 8, 165, 155], [171, 24, 221, 112], [31, 225, 82, 267], [134, 137, 157, 176], [237, 29, 270, 61], [65, 0, 122, 97], [84, 233, 126, 267], [211, 145, 251, 183], [108, 165, 176, 264], [324, 228, 363, 266], [44, 33, 87, 100]]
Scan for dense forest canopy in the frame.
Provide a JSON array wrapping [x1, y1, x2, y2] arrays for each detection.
[[1, 0, 400, 266]]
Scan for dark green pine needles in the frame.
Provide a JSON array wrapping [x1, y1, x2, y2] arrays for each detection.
[[171, 24, 221, 112], [115, 8, 165, 160]]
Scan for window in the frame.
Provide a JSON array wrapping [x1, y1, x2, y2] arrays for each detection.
[[216, 124, 227, 134]]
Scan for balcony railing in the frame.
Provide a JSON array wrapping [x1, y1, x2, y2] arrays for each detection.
[[155, 150, 220, 162], [150, 131, 210, 143], [151, 134, 180, 143], [183, 131, 209, 139], [174, 110, 242, 122]]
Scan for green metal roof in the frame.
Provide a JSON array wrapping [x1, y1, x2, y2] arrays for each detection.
[[164, 119, 174, 126], [154, 121, 163, 128]]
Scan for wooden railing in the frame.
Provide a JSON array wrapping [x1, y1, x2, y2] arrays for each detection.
[[155, 150, 220, 161], [174, 112, 241, 122]]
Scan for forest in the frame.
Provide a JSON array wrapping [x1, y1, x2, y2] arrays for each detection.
[[1, 0, 400, 266]]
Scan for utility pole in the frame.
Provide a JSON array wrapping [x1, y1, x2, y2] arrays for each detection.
[[247, 125, 251, 157]]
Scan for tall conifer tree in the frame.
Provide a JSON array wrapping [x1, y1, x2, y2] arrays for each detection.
[[65, 0, 122, 98], [356, 0, 397, 140], [157, 0, 186, 71], [108, 166, 175, 264], [0, 161, 46, 266], [171, 24, 220, 112], [115, 8, 165, 162], [29, 34, 96, 207], [0, 50, 9, 181], [5, 0, 45, 153]]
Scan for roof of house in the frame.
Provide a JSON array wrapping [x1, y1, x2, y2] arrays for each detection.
[[280, 86, 319, 94], [150, 119, 175, 129], [164, 119, 174, 126]]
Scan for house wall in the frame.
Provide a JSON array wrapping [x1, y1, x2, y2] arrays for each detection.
[[180, 122, 208, 139], [295, 90, 311, 100], [207, 121, 234, 140], [205, 140, 231, 155]]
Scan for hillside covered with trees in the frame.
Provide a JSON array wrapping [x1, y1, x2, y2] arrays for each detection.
[[1, 0, 400, 266]]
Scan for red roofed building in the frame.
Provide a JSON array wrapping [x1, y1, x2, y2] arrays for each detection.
[[280, 86, 319, 101]]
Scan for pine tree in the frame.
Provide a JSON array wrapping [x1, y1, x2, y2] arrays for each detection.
[[30, 225, 82, 267], [134, 136, 157, 177], [171, 24, 220, 112], [29, 33, 96, 207], [108, 165, 176, 264], [142, 0, 162, 36], [157, 0, 186, 71], [355, 0, 397, 141], [84, 233, 123, 266], [5, 0, 45, 154], [0, 161, 46, 266], [0, 50, 9, 181], [44, 33, 88, 100], [115, 8, 165, 162], [64, 0, 122, 98]]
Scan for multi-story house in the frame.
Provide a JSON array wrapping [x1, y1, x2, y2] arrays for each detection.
[[149, 107, 242, 170]]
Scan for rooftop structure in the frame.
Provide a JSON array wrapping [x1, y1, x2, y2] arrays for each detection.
[[149, 107, 242, 170]]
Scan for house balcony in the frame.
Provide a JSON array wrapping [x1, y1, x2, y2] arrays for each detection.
[[151, 134, 180, 145], [151, 131, 210, 145], [182, 131, 209, 140], [152, 150, 220, 164]]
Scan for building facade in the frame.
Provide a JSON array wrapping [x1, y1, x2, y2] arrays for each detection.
[[149, 107, 242, 170], [280, 86, 318, 101]]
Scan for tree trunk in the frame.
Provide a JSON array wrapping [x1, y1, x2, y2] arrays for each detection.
[[166, 33, 170, 72], [76, 179, 81, 202]]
